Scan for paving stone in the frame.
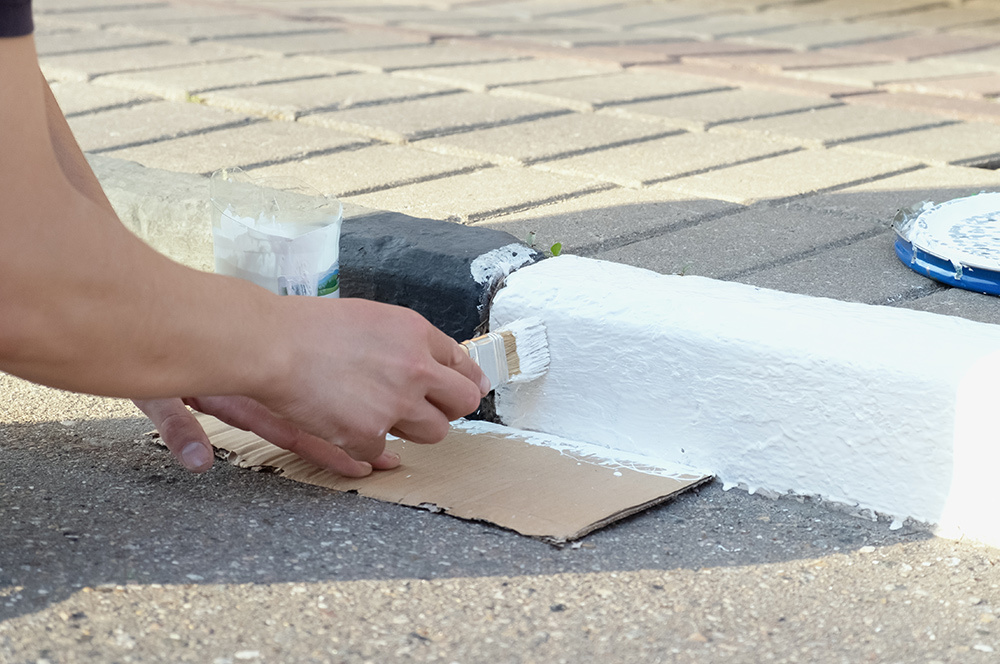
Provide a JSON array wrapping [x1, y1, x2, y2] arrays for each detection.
[[393, 57, 617, 92], [49, 80, 153, 116], [283, 5, 446, 26], [535, 132, 799, 188], [306, 41, 527, 73], [630, 40, 791, 62], [734, 230, 941, 305], [733, 21, 916, 51], [213, 28, 431, 57], [103, 120, 368, 175], [604, 87, 840, 131], [930, 47, 1000, 73], [198, 73, 460, 121], [662, 147, 922, 204], [460, 37, 666, 67], [300, 92, 566, 143], [469, 0, 617, 21], [844, 90, 1000, 124], [636, 62, 872, 99], [414, 112, 681, 166], [760, 0, 944, 22], [32, 14, 85, 33], [392, 15, 591, 38], [539, 2, 726, 29], [885, 73, 1000, 100], [794, 165, 1000, 225], [789, 60, 988, 88], [34, 26, 168, 57], [127, 15, 339, 43], [492, 70, 731, 112], [32, 3, 248, 31], [638, 13, 811, 41], [487, 28, 683, 49], [96, 56, 356, 102], [841, 121, 1000, 167], [861, 6, 1000, 31], [468, 0, 627, 21], [38, 41, 250, 81], [249, 144, 488, 198], [902, 288, 1000, 326], [685, 49, 892, 74], [66, 99, 253, 152], [344, 166, 610, 222], [312, 7, 515, 35], [822, 33, 1000, 62], [716, 103, 953, 148], [478, 187, 738, 253], [34, 0, 162, 12], [596, 201, 884, 280]]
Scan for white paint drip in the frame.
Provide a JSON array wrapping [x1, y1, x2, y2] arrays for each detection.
[[452, 419, 707, 482], [489, 254, 1000, 547]]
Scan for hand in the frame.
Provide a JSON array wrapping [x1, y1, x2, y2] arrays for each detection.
[[252, 298, 490, 465], [133, 396, 402, 475]]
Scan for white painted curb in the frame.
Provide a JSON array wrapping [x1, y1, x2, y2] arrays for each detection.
[[490, 255, 1000, 546]]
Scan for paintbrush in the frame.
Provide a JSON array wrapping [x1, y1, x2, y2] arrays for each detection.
[[461, 317, 549, 390]]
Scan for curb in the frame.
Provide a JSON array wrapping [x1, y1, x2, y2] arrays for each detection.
[[94, 154, 999, 547], [490, 255, 1000, 548]]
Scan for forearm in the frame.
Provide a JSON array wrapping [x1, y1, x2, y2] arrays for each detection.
[[0, 181, 287, 399], [42, 75, 114, 210], [0, 34, 287, 400]]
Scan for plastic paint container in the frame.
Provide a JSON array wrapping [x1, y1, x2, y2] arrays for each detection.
[[893, 192, 1000, 296], [210, 167, 343, 297]]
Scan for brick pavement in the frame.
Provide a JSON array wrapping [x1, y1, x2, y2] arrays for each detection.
[[37, 0, 1000, 319]]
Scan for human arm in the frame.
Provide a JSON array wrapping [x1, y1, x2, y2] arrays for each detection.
[[0, 34, 489, 467]]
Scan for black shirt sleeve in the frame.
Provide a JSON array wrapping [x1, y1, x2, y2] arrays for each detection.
[[0, 0, 33, 38]]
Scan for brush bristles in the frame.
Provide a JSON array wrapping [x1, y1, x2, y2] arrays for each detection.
[[495, 317, 549, 383]]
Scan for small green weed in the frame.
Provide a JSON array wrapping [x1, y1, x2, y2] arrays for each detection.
[[525, 231, 563, 257]]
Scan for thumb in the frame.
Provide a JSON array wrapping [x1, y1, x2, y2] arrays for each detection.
[[133, 398, 215, 473]]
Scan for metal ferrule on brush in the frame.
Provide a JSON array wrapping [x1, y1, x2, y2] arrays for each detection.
[[461, 333, 509, 391]]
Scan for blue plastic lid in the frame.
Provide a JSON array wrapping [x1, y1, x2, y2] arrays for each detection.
[[893, 192, 1000, 296]]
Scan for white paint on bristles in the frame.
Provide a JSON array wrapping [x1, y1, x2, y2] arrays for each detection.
[[500, 317, 549, 383], [453, 419, 707, 482], [490, 254, 1000, 546]]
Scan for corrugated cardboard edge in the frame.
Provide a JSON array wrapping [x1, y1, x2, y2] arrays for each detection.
[[158, 414, 711, 543]]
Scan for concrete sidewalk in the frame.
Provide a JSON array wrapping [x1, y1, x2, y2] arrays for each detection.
[[6, 0, 1000, 661]]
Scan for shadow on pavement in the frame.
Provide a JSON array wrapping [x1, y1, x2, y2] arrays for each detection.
[[0, 414, 932, 622]]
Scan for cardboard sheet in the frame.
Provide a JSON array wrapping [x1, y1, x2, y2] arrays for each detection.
[[196, 414, 710, 542]]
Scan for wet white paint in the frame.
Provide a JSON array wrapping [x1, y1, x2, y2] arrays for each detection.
[[490, 254, 1000, 547], [452, 419, 707, 482], [470, 243, 536, 287], [904, 192, 1000, 271]]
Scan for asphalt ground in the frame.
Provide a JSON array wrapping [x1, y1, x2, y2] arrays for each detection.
[[8, 0, 1000, 661], [3, 380, 1000, 663]]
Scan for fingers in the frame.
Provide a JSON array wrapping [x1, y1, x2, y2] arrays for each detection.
[[185, 396, 399, 477], [132, 398, 214, 473], [428, 330, 492, 398], [388, 404, 452, 446]]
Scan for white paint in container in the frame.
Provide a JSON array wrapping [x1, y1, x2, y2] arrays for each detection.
[[210, 168, 343, 297]]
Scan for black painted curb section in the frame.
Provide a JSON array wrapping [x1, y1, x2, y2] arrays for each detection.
[[91, 155, 545, 341], [341, 212, 544, 341]]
